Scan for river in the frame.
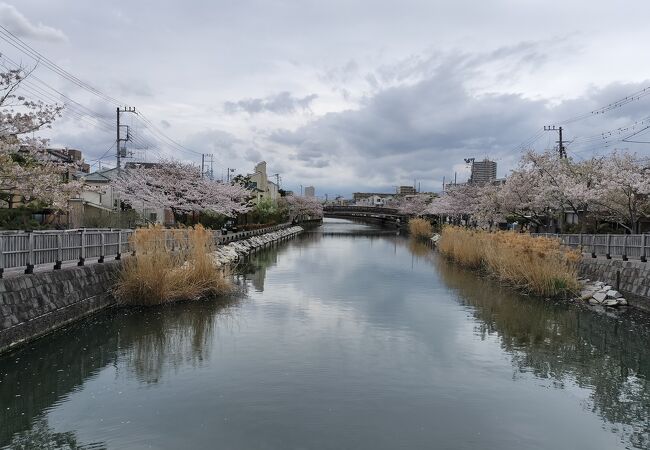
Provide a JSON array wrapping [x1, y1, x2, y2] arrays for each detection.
[[1, 218, 649, 449]]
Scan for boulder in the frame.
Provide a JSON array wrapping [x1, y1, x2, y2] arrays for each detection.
[[603, 298, 619, 307], [617, 298, 628, 306], [588, 298, 601, 305], [593, 292, 607, 302], [602, 285, 612, 291], [605, 290, 622, 299], [579, 291, 595, 301]]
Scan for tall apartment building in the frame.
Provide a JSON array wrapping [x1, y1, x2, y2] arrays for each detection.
[[470, 159, 497, 184], [304, 186, 315, 197]]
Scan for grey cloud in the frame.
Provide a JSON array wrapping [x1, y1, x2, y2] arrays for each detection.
[[113, 79, 155, 98], [160, 120, 171, 129], [270, 48, 650, 193], [245, 148, 261, 162], [224, 91, 318, 115], [0, 3, 67, 42]]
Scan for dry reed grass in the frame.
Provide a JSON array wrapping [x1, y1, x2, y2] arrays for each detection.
[[115, 224, 232, 305], [438, 227, 581, 298], [408, 218, 434, 240]]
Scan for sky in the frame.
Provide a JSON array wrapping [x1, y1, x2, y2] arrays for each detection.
[[2, 0, 650, 197]]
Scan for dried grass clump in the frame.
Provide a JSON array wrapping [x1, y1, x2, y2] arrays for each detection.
[[408, 218, 433, 240], [438, 226, 580, 298], [115, 224, 232, 305]]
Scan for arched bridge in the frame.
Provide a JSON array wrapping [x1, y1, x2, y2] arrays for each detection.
[[323, 206, 407, 228]]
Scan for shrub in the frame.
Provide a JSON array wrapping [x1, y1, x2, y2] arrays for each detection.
[[115, 224, 232, 305], [408, 218, 433, 240], [438, 226, 580, 298]]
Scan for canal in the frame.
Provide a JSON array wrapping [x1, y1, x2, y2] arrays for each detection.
[[1, 218, 649, 449]]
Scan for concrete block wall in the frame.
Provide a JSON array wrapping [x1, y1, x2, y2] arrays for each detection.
[[579, 257, 650, 311], [0, 261, 121, 354]]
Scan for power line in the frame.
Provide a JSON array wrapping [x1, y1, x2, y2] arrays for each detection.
[[0, 25, 123, 106], [0, 32, 202, 162], [559, 86, 650, 125]]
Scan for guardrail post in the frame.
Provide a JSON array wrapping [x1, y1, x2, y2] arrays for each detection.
[[54, 234, 62, 270], [578, 233, 583, 251], [99, 232, 105, 263], [116, 232, 122, 260], [622, 234, 628, 261], [642, 234, 648, 263], [25, 232, 34, 274], [0, 235, 4, 278], [591, 235, 596, 258], [78, 229, 86, 266], [606, 234, 611, 259]]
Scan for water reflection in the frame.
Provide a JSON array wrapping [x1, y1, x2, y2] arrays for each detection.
[[434, 255, 650, 449], [121, 301, 238, 384], [1, 220, 649, 449], [6, 417, 105, 450], [0, 299, 243, 447]]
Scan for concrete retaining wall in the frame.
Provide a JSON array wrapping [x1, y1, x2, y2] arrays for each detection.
[[579, 257, 650, 311], [0, 226, 305, 355], [0, 261, 120, 354]]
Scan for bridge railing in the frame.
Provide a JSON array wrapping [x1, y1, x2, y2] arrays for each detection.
[[324, 205, 400, 215], [531, 233, 650, 261], [0, 223, 293, 276]]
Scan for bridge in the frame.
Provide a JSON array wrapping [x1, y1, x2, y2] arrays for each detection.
[[323, 206, 407, 228]]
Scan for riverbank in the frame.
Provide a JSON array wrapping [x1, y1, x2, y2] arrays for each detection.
[[436, 227, 581, 298], [0, 225, 304, 355], [431, 228, 650, 312]]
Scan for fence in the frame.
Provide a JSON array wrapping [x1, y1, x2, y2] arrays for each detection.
[[0, 223, 292, 277], [532, 233, 650, 261]]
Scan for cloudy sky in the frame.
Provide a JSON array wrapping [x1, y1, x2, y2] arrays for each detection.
[[2, 1, 650, 197]]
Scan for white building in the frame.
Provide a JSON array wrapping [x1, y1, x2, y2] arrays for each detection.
[[70, 166, 171, 227], [356, 194, 393, 207], [247, 161, 280, 203]]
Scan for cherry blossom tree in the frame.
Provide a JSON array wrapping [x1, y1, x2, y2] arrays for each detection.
[[0, 67, 84, 211], [394, 194, 434, 216], [112, 159, 253, 217], [281, 195, 323, 220], [518, 150, 602, 231], [590, 152, 650, 233]]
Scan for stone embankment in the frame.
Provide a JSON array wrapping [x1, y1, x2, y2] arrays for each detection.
[[0, 225, 304, 355], [577, 279, 628, 307], [212, 226, 303, 266]]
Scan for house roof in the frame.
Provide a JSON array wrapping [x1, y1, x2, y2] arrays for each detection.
[[80, 167, 119, 182]]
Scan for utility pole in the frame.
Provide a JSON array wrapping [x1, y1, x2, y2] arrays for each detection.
[[201, 154, 214, 179], [116, 107, 137, 169], [544, 125, 566, 158]]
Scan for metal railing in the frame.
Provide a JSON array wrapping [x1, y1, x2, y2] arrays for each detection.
[[531, 233, 650, 261], [0, 223, 294, 276], [0, 229, 134, 276]]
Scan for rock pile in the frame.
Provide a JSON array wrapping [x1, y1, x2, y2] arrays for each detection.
[[211, 226, 303, 267], [578, 280, 628, 307]]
